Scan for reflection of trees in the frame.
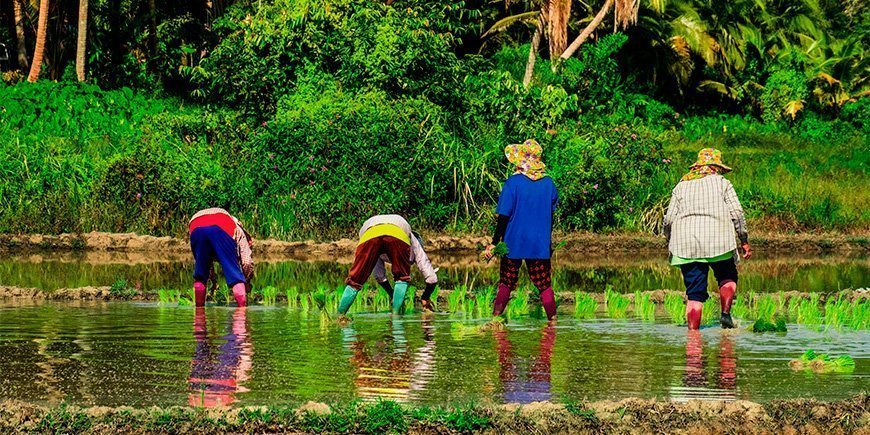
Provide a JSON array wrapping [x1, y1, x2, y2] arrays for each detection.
[[188, 307, 253, 407]]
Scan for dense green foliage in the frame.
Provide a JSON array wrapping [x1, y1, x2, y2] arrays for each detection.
[[1, 0, 867, 238]]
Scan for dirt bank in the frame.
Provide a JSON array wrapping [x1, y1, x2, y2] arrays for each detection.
[[0, 395, 866, 434], [0, 231, 867, 259]]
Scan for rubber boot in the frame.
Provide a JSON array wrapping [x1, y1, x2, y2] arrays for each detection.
[[338, 285, 358, 315], [719, 281, 737, 328], [493, 283, 512, 317], [686, 300, 703, 330], [232, 282, 247, 307], [539, 287, 557, 320], [719, 281, 736, 313], [194, 281, 207, 307], [392, 281, 408, 314]]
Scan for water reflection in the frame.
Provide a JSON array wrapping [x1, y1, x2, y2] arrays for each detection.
[[496, 324, 556, 404], [188, 308, 253, 407], [671, 331, 737, 402], [343, 316, 436, 402]]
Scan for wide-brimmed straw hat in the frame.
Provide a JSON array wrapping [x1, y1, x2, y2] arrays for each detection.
[[690, 148, 732, 172]]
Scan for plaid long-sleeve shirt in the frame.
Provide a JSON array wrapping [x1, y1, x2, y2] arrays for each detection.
[[663, 175, 748, 260]]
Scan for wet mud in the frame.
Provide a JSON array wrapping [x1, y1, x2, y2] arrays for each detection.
[[0, 395, 866, 434]]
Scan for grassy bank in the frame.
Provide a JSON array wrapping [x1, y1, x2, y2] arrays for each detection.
[[2, 396, 866, 434], [1, 82, 867, 241]]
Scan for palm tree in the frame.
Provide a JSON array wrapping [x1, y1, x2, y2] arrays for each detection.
[[13, 0, 29, 69], [76, 0, 88, 81], [26, 0, 49, 82]]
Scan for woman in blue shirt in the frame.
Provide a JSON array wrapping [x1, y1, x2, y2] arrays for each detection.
[[484, 139, 559, 320]]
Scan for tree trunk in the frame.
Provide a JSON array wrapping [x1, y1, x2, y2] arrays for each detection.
[[148, 0, 157, 56], [27, 0, 50, 82], [548, 0, 571, 61], [13, 0, 29, 69], [523, 10, 546, 88], [76, 0, 88, 81], [559, 0, 614, 61]]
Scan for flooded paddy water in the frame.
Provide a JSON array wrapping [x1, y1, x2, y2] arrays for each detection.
[[0, 251, 867, 408]]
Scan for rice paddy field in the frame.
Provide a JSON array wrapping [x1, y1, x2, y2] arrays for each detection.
[[0, 250, 866, 414]]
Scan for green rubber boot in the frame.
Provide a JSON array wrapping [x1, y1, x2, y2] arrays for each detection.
[[392, 281, 409, 314], [338, 285, 358, 315]]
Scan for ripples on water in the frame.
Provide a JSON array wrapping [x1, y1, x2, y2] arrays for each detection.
[[0, 301, 867, 407]]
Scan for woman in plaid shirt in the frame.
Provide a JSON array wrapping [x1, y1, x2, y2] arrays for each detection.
[[663, 148, 752, 329]]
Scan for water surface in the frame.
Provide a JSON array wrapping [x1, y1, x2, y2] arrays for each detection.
[[0, 301, 866, 407]]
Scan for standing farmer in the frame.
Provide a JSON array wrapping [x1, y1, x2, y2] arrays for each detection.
[[663, 148, 751, 329], [484, 139, 559, 321], [339, 215, 438, 315], [189, 208, 254, 307]]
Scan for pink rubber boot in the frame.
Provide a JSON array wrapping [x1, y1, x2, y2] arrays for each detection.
[[492, 283, 512, 317], [719, 281, 736, 313], [194, 281, 207, 307], [686, 300, 703, 330], [233, 283, 247, 307], [539, 287, 557, 320]]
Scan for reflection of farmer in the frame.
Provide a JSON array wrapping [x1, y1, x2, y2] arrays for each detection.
[[495, 324, 556, 404], [342, 318, 436, 402], [663, 149, 751, 329], [339, 215, 438, 315], [484, 140, 559, 320], [189, 208, 254, 307], [673, 331, 737, 402], [188, 307, 253, 407]]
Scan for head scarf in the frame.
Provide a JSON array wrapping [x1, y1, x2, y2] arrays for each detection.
[[681, 148, 733, 182], [505, 139, 546, 181]]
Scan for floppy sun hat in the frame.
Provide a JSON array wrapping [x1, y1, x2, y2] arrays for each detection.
[[690, 148, 732, 172], [505, 139, 546, 181]]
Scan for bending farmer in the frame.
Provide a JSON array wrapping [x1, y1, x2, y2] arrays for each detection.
[[484, 139, 559, 321], [189, 208, 254, 307], [339, 214, 438, 315], [663, 148, 751, 330]]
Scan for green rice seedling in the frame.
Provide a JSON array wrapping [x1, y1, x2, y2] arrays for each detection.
[[404, 286, 416, 314], [702, 296, 719, 323], [574, 292, 598, 319], [776, 291, 788, 316], [633, 291, 655, 322], [156, 288, 180, 304], [795, 294, 823, 326], [261, 286, 278, 305], [448, 287, 467, 314], [215, 285, 231, 304], [754, 295, 777, 323], [848, 300, 868, 330], [664, 293, 685, 324], [285, 287, 299, 308], [752, 317, 787, 333], [823, 297, 851, 330], [605, 286, 630, 319], [463, 296, 475, 316], [311, 286, 330, 319], [299, 293, 310, 313], [373, 287, 391, 312], [475, 287, 495, 317], [505, 290, 530, 318], [730, 296, 748, 320], [789, 349, 855, 373]]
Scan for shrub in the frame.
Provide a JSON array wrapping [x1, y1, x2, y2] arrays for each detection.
[[761, 70, 809, 124]]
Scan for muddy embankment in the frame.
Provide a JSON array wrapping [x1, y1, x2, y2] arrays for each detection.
[[0, 231, 867, 262], [0, 395, 867, 434]]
